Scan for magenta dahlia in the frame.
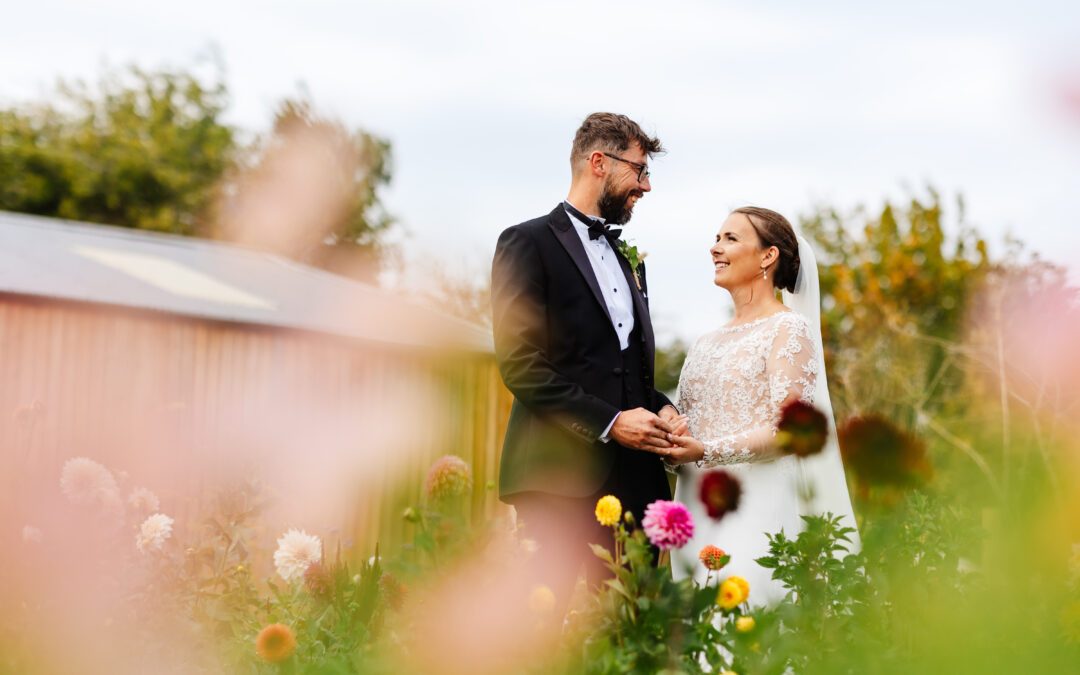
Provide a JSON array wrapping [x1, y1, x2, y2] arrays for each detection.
[[641, 500, 694, 550]]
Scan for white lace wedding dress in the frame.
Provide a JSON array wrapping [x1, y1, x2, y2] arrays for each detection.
[[670, 310, 823, 607]]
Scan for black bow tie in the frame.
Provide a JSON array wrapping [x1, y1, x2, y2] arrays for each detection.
[[564, 203, 622, 243], [588, 220, 622, 244]]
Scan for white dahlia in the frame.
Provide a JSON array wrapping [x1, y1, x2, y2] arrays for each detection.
[[273, 529, 322, 583], [136, 513, 174, 553], [127, 487, 160, 514], [60, 457, 119, 506]]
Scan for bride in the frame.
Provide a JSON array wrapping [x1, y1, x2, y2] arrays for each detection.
[[663, 206, 858, 607]]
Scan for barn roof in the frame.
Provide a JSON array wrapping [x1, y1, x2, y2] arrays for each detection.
[[0, 210, 493, 353]]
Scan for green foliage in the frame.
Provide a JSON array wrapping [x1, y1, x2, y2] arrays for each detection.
[[561, 518, 755, 674], [654, 338, 688, 397], [0, 65, 235, 234]]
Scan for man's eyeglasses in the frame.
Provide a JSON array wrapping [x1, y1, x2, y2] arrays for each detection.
[[603, 153, 650, 182]]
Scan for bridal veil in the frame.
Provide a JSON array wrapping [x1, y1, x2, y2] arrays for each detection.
[[783, 235, 861, 546]]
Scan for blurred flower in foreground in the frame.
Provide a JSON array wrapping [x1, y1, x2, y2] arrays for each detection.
[[424, 455, 473, 501], [699, 545, 729, 571], [60, 457, 119, 506], [642, 500, 694, 550], [699, 470, 741, 520], [255, 623, 296, 663], [136, 513, 174, 553], [775, 400, 829, 457], [22, 525, 43, 544], [12, 399, 46, 425], [595, 495, 622, 527], [528, 585, 556, 615], [717, 575, 749, 610], [380, 572, 408, 611], [127, 487, 160, 514], [274, 529, 322, 583], [304, 561, 333, 601], [736, 616, 755, 632], [838, 414, 931, 488]]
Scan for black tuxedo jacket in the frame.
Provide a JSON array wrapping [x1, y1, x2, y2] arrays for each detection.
[[492, 204, 674, 499]]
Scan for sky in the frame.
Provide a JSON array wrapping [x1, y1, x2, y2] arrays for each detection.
[[4, 0, 1079, 342]]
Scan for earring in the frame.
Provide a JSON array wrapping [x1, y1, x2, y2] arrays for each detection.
[[763, 268, 768, 280]]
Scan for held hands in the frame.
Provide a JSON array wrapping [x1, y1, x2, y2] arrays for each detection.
[[656, 406, 702, 465], [659, 406, 689, 436], [609, 408, 675, 452], [664, 433, 705, 466], [609, 405, 701, 463]]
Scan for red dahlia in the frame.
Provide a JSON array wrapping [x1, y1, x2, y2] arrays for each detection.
[[699, 470, 741, 520]]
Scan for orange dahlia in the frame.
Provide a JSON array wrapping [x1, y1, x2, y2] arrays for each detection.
[[698, 545, 729, 571], [255, 623, 296, 663], [424, 455, 473, 500]]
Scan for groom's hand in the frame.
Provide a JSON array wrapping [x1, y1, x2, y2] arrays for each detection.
[[610, 408, 674, 453]]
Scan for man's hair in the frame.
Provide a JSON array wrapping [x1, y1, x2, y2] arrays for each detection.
[[570, 112, 664, 170]]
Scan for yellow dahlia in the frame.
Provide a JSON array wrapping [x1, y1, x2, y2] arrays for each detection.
[[730, 575, 750, 603], [255, 623, 296, 663], [717, 579, 743, 610], [735, 616, 755, 632], [595, 495, 622, 527]]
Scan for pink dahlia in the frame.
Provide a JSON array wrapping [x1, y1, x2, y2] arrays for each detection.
[[641, 500, 694, 550]]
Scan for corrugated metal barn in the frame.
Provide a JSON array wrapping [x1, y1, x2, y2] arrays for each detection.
[[0, 210, 510, 556]]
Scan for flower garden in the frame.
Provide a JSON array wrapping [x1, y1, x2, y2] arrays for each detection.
[[5, 385, 1080, 674]]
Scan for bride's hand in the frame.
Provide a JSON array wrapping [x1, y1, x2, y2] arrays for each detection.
[[668, 414, 690, 437], [664, 433, 704, 466]]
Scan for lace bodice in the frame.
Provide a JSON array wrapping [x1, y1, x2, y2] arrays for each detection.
[[675, 311, 819, 467]]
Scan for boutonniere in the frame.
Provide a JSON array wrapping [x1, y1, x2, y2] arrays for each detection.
[[616, 240, 643, 291]]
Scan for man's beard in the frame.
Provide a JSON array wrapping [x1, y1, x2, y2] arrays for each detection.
[[597, 177, 640, 225]]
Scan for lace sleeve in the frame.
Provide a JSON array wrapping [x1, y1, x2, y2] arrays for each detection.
[[767, 313, 819, 409], [694, 314, 820, 468], [696, 427, 778, 467]]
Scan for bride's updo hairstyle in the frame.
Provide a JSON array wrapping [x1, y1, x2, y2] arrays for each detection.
[[732, 206, 801, 294]]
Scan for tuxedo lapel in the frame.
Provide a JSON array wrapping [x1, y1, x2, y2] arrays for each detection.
[[614, 247, 656, 374], [547, 205, 614, 326]]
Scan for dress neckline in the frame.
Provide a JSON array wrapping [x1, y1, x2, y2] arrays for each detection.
[[718, 309, 794, 333]]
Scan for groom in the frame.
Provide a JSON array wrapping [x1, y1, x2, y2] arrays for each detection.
[[491, 113, 679, 605]]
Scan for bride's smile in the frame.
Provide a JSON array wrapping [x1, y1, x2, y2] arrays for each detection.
[[710, 212, 776, 290]]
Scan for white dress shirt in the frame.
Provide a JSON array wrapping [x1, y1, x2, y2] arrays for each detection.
[[564, 202, 635, 349], [564, 201, 636, 441]]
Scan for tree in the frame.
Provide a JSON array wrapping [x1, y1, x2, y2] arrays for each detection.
[[654, 339, 688, 398], [799, 190, 992, 424], [0, 67, 398, 281], [0, 65, 235, 234], [211, 98, 395, 281]]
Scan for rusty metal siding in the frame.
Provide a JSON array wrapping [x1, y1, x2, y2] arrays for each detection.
[[1, 294, 511, 560]]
